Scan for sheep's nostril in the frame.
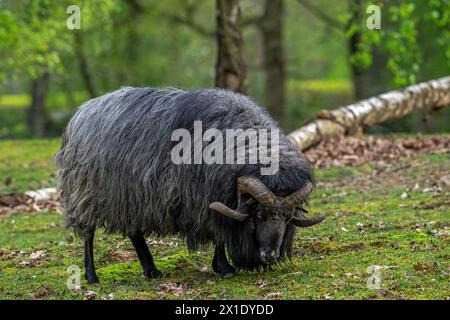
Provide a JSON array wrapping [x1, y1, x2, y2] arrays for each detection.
[[260, 250, 279, 264]]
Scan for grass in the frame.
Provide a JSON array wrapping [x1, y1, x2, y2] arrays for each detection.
[[0, 91, 87, 138], [288, 79, 353, 95], [0, 138, 449, 300], [0, 94, 31, 108], [0, 139, 60, 193]]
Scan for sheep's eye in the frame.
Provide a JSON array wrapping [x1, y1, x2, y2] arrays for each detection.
[[270, 211, 284, 221]]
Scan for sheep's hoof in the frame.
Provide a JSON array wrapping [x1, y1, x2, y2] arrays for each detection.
[[217, 265, 236, 279], [144, 268, 163, 279], [85, 273, 100, 284], [220, 271, 236, 279]]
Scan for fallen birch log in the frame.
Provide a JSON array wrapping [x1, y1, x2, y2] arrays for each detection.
[[288, 76, 450, 151]]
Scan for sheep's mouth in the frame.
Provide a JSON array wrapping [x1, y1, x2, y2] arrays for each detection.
[[260, 257, 278, 265]]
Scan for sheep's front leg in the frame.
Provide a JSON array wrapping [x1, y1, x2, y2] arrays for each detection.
[[212, 241, 236, 278], [130, 233, 162, 278]]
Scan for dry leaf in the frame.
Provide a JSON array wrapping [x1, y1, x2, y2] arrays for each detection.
[[29, 250, 46, 260]]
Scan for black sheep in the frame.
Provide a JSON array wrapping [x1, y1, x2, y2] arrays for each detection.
[[55, 87, 325, 283]]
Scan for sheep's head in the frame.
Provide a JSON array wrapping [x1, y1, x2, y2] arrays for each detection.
[[209, 176, 326, 265]]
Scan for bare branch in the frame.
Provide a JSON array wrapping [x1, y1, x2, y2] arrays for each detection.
[[162, 0, 214, 38], [295, 0, 344, 31], [163, 13, 214, 37]]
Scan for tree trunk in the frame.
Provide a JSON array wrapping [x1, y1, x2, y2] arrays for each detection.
[[215, 0, 247, 92], [261, 0, 285, 123], [348, 0, 365, 100], [29, 73, 49, 137], [288, 76, 450, 151], [74, 31, 96, 98]]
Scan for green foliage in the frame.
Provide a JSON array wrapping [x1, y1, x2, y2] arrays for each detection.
[[0, 0, 118, 80], [0, 0, 449, 137], [0, 106, 29, 138], [342, 2, 381, 71], [427, 0, 450, 62], [385, 2, 421, 86], [0, 1, 69, 79], [348, 0, 450, 88], [350, 31, 380, 71]]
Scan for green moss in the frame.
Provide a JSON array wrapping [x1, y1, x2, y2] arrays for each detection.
[[98, 262, 142, 282]]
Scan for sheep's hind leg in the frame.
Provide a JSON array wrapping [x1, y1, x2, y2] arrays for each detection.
[[130, 233, 162, 278], [84, 228, 99, 284], [212, 242, 236, 279]]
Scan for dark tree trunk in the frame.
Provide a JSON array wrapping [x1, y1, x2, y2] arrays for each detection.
[[261, 0, 285, 123], [74, 31, 97, 98], [29, 73, 49, 136], [348, 0, 365, 100], [215, 0, 247, 93]]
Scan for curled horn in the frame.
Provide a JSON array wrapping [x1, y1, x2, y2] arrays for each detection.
[[209, 202, 249, 222], [282, 181, 314, 208], [237, 176, 277, 207], [209, 176, 276, 222], [291, 212, 326, 227]]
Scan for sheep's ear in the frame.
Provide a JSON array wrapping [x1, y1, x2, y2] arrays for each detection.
[[209, 202, 249, 222]]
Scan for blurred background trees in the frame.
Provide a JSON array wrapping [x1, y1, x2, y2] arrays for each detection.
[[0, 0, 449, 138]]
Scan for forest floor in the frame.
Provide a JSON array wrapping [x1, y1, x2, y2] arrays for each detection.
[[0, 136, 449, 300]]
